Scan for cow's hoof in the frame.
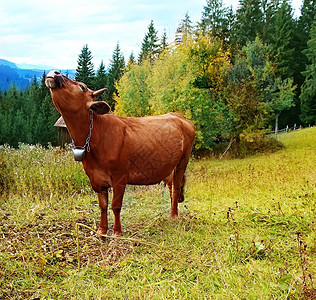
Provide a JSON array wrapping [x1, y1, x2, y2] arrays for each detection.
[[97, 227, 108, 235], [178, 197, 184, 203], [112, 231, 122, 237]]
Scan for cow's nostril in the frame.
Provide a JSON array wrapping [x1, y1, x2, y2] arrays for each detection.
[[54, 71, 61, 75]]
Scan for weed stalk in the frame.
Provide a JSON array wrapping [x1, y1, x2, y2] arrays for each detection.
[[227, 206, 239, 254], [296, 230, 315, 296], [76, 223, 81, 272]]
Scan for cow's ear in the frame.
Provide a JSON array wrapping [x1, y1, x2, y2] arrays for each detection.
[[87, 101, 111, 115]]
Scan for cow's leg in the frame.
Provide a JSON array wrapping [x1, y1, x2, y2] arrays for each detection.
[[97, 189, 109, 235], [178, 174, 185, 203], [170, 175, 181, 218], [170, 156, 190, 218], [166, 181, 173, 203], [111, 176, 127, 236]]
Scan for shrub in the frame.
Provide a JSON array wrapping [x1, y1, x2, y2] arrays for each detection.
[[0, 150, 14, 194]]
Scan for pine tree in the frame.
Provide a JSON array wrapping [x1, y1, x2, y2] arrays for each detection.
[[2, 84, 26, 147], [261, 0, 280, 43], [300, 21, 316, 125], [293, 0, 316, 87], [160, 29, 169, 53], [297, 0, 316, 43], [270, 0, 295, 78], [39, 73, 59, 145], [0, 90, 4, 144], [0, 72, 60, 146], [138, 20, 160, 64], [127, 52, 136, 70], [138, 35, 150, 64], [234, 0, 264, 46], [33, 93, 59, 145], [24, 78, 40, 143], [199, 0, 230, 41], [226, 6, 236, 46], [94, 60, 108, 90], [278, 0, 316, 127], [0, 88, 11, 144], [176, 13, 194, 44], [108, 42, 125, 108], [75, 44, 95, 88]]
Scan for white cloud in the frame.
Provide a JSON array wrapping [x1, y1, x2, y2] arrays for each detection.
[[0, 0, 302, 69]]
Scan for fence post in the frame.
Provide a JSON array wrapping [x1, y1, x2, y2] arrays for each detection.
[[294, 124, 296, 131], [275, 115, 279, 135], [286, 125, 289, 133]]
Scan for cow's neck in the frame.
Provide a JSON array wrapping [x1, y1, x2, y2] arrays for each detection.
[[62, 110, 93, 148]]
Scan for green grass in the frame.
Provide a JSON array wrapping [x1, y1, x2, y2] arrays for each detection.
[[0, 128, 315, 299]]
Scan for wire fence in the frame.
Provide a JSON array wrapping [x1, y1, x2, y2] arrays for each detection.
[[268, 124, 311, 135]]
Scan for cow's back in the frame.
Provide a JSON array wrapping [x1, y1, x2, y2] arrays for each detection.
[[120, 113, 195, 185]]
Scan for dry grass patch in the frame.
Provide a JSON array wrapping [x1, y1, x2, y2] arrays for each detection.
[[0, 128, 315, 299]]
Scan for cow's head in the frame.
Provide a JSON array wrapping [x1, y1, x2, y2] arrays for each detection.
[[45, 70, 110, 115]]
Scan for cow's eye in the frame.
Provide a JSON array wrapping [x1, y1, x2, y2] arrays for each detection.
[[79, 85, 86, 92]]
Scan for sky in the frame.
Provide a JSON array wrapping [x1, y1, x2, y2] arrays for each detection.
[[0, 0, 303, 70]]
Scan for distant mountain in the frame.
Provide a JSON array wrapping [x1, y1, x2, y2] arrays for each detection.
[[16, 63, 56, 70], [0, 58, 75, 91], [0, 59, 18, 69]]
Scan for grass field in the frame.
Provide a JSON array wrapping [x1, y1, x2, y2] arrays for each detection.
[[0, 128, 315, 299]]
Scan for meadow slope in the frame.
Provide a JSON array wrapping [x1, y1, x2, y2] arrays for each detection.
[[0, 128, 315, 299]]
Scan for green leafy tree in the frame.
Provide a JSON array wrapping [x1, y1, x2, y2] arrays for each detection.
[[116, 32, 295, 151], [151, 37, 232, 149], [138, 20, 160, 64], [269, 77, 296, 133], [75, 44, 95, 88], [300, 21, 316, 125], [117, 35, 231, 149], [225, 38, 295, 138], [115, 60, 152, 117]]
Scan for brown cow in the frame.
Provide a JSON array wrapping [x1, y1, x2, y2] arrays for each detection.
[[45, 70, 195, 236]]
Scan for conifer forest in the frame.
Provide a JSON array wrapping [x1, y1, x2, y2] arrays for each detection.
[[0, 0, 315, 151]]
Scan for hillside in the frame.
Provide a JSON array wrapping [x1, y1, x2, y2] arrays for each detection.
[[0, 58, 75, 91], [0, 128, 315, 298]]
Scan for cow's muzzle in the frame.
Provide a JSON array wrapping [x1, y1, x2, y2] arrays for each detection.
[[45, 70, 65, 89]]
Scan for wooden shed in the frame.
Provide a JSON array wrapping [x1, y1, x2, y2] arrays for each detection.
[[54, 116, 71, 146]]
